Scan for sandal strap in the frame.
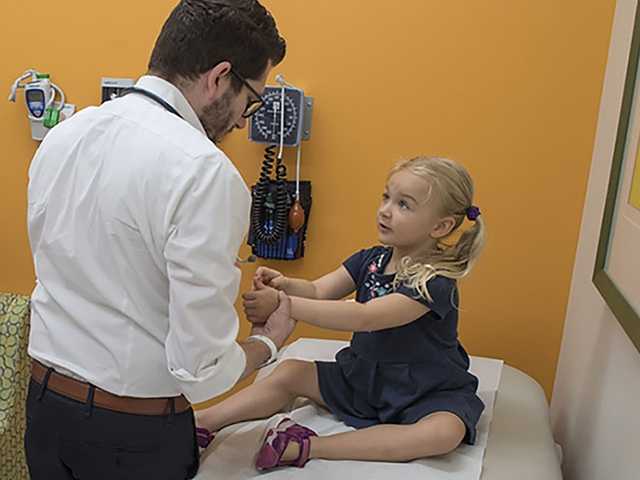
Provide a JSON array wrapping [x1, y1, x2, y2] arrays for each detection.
[[256, 418, 317, 470], [294, 436, 313, 467], [196, 427, 215, 449]]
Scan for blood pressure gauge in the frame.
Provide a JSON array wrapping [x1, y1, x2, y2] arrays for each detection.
[[249, 86, 305, 147]]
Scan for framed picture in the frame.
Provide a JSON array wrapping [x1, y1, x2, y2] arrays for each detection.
[[593, 2, 640, 353]]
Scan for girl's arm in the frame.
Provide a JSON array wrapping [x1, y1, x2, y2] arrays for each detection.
[[289, 293, 429, 332], [311, 266, 357, 300], [243, 266, 356, 323], [255, 265, 356, 300]]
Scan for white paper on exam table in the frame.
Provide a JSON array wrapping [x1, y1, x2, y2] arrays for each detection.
[[195, 338, 503, 480]]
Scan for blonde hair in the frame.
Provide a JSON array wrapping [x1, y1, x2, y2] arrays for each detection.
[[390, 156, 486, 302]]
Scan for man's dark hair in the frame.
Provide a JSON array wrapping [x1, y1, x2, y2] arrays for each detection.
[[149, 0, 286, 88]]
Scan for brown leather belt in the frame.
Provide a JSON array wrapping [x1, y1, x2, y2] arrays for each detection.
[[31, 359, 191, 416]]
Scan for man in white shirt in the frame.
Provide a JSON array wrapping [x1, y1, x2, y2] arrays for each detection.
[[24, 1, 292, 479]]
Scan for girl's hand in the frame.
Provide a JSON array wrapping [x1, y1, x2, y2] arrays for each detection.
[[250, 291, 295, 349], [242, 279, 280, 324], [254, 266, 288, 291]]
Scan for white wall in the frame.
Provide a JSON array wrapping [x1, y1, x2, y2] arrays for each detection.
[[550, 1, 640, 479]]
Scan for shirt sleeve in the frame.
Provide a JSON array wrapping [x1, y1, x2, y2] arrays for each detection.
[[162, 153, 250, 404], [342, 249, 371, 284], [395, 276, 457, 319]]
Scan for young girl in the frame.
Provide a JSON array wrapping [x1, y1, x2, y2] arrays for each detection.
[[196, 156, 486, 471]]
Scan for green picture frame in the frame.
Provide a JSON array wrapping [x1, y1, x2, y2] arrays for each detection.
[[593, 2, 640, 354]]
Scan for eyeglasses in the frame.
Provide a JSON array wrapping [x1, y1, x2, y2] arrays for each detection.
[[230, 69, 264, 118]]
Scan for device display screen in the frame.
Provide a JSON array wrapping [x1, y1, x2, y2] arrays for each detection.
[[26, 90, 44, 102], [26, 89, 45, 117]]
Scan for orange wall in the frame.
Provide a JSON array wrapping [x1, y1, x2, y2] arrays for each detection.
[[0, 1, 614, 402]]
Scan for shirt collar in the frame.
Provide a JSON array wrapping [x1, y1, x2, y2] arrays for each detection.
[[135, 75, 206, 136]]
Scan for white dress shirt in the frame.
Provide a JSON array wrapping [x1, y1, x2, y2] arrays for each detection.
[[27, 76, 249, 403]]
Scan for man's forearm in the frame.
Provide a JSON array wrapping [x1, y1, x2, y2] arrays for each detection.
[[237, 290, 294, 381], [237, 339, 271, 380]]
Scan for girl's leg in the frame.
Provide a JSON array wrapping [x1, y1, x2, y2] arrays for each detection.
[[195, 359, 326, 432], [281, 411, 466, 463]]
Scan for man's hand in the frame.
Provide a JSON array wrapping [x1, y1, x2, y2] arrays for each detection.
[[254, 266, 288, 291], [242, 278, 280, 324], [250, 291, 295, 349]]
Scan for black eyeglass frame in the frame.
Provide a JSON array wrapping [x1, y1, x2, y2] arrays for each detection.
[[230, 69, 264, 118]]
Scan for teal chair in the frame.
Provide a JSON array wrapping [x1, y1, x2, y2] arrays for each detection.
[[0, 293, 31, 480]]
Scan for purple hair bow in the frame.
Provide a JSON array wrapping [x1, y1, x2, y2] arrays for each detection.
[[466, 206, 481, 221]]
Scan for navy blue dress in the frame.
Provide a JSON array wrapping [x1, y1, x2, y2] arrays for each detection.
[[315, 246, 485, 444]]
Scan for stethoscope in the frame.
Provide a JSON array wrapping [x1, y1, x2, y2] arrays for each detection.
[[118, 87, 183, 119]]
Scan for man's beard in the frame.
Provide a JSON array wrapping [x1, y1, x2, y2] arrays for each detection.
[[199, 89, 235, 143]]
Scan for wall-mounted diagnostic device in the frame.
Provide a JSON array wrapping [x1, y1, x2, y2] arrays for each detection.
[[247, 75, 314, 260], [8, 69, 75, 141], [101, 77, 134, 103]]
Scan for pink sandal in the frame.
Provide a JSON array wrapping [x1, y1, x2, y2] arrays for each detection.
[[196, 427, 215, 449], [255, 418, 317, 471]]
